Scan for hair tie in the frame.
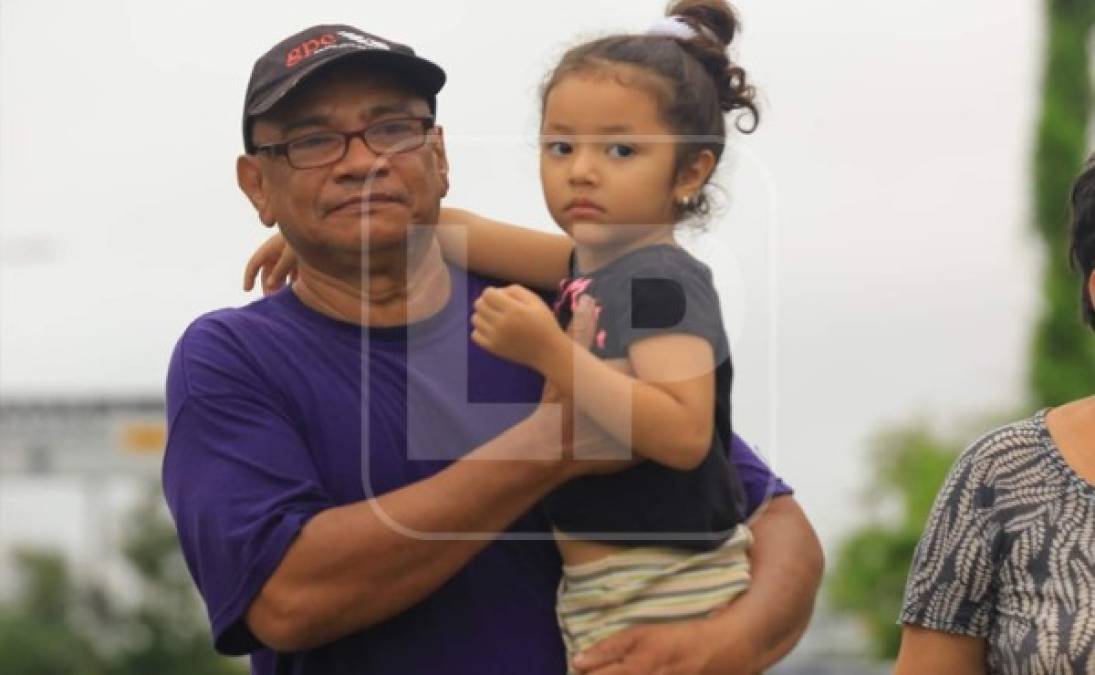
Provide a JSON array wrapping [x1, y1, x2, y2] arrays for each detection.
[[646, 16, 717, 43]]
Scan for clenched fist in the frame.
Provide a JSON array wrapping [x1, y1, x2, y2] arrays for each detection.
[[470, 285, 567, 373]]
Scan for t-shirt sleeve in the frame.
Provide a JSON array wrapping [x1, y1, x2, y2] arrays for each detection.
[[611, 257, 727, 360], [162, 318, 335, 655], [728, 433, 793, 517], [899, 443, 997, 637]]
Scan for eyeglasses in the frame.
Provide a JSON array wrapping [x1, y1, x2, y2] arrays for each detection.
[[255, 116, 436, 169]]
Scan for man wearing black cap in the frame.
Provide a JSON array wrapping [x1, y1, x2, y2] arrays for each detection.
[[163, 24, 822, 675]]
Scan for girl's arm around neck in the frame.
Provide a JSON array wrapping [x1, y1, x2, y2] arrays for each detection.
[[438, 207, 573, 291]]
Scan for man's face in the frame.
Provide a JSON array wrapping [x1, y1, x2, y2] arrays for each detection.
[[245, 66, 449, 265]]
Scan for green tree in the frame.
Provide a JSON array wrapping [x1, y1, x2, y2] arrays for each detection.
[[0, 550, 105, 675], [1030, 0, 1095, 406], [105, 490, 245, 675], [828, 426, 960, 659], [0, 490, 245, 675]]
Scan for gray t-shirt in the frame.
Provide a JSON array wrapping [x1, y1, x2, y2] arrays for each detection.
[[900, 409, 1095, 674]]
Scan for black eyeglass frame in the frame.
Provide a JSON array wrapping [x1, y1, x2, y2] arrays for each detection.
[[254, 115, 436, 169]]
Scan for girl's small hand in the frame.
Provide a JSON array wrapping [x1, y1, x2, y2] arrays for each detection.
[[243, 232, 298, 295], [471, 285, 565, 371]]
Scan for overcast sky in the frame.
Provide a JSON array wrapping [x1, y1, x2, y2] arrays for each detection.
[[0, 0, 1053, 548]]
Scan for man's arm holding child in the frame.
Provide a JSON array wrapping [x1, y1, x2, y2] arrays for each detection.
[[573, 495, 823, 675]]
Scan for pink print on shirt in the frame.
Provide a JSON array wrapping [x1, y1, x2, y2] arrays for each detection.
[[555, 277, 607, 351]]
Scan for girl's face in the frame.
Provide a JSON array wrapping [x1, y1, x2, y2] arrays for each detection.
[[539, 68, 702, 255]]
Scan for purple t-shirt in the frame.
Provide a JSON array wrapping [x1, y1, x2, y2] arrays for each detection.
[[163, 265, 791, 675]]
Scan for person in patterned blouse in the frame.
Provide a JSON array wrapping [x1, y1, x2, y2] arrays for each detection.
[[894, 158, 1095, 674]]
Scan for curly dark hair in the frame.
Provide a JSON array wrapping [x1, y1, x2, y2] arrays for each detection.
[[1069, 156, 1095, 330], [540, 0, 758, 223]]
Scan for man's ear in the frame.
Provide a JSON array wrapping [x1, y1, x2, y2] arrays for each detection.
[[673, 149, 717, 204], [237, 154, 277, 228], [431, 125, 450, 199]]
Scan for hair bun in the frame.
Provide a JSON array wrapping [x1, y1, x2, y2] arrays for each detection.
[[667, 0, 737, 49], [665, 0, 757, 127]]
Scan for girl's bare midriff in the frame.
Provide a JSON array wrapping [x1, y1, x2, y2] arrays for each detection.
[[554, 529, 631, 566]]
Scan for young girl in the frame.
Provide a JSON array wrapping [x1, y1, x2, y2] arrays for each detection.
[[245, 0, 760, 666]]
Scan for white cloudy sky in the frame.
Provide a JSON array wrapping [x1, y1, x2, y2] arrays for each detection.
[[0, 0, 1054, 549]]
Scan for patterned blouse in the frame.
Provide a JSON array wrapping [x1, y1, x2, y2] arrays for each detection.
[[900, 410, 1095, 674]]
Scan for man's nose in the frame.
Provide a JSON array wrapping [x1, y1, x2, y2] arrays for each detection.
[[335, 135, 389, 180]]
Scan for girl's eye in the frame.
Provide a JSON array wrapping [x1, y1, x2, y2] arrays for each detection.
[[607, 144, 635, 158], [544, 141, 573, 156]]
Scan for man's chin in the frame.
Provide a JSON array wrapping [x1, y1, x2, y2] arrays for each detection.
[[321, 203, 440, 243]]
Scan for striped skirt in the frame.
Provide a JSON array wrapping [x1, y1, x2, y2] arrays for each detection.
[[555, 525, 752, 670]]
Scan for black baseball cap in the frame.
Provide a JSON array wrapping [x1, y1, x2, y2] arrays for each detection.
[[242, 24, 447, 153]]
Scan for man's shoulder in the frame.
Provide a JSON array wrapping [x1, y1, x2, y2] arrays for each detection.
[[167, 292, 300, 404], [177, 290, 296, 347]]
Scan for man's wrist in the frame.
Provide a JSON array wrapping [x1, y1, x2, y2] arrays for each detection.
[[696, 605, 763, 675]]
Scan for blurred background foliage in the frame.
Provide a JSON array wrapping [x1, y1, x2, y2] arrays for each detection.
[[829, 0, 1094, 660], [1031, 0, 1095, 407], [0, 491, 245, 675], [829, 423, 984, 658]]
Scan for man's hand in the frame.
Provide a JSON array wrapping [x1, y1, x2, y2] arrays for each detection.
[[574, 496, 823, 675], [471, 285, 568, 372], [571, 620, 724, 675]]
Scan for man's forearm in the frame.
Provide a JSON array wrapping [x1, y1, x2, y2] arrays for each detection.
[[247, 411, 569, 652], [701, 496, 824, 674]]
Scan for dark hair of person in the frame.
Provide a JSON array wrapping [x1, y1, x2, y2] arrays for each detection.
[[540, 0, 758, 222], [1069, 156, 1095, 330]]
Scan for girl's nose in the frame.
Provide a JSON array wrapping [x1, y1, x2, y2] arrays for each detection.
[[567, 148, 599, 185]]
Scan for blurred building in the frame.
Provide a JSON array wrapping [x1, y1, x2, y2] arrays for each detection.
[[0, 396, 166, 595], [0, 397, 165, 478]]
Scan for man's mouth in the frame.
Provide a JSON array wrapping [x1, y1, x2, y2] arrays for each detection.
[[328, 193, 407, 215]]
